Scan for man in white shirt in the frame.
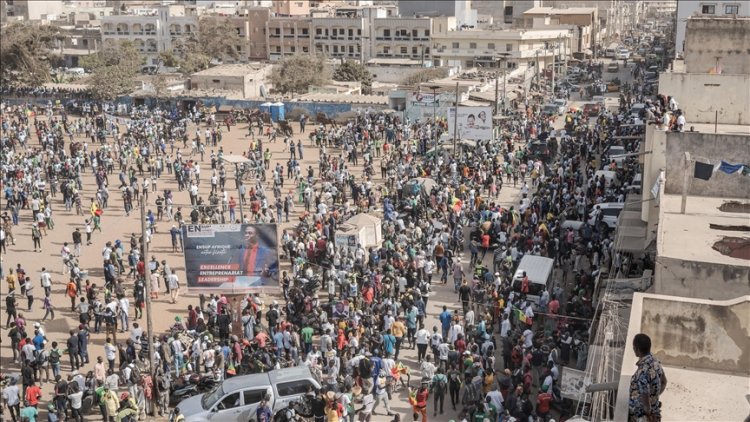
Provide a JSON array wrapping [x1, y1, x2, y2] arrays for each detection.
[[118, 295, 130, 332], [40, 268, 52, 296], [415, 326, 430, 363], [167, 270, 180, 304]]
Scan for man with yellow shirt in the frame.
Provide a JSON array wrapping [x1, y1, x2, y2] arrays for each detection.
[[391, 317, 406, 360]]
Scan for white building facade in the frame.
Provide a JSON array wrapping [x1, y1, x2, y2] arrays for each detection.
[[675, 1, 748, 58]]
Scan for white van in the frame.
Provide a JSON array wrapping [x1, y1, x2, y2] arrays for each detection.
[[512, 255, 555, 303], [605, 48, 616, 58]]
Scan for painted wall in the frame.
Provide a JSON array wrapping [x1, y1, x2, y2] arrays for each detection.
[[663, 132, 750, 198], [685, 18, 750, 75], [658, 72, 750, 125], [654, 255, 750, 301], [640, 296, 750, 373]]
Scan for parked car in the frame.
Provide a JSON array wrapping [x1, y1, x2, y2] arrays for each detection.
[[588, 202, 625, 232], [583, 102, 602, 117], [615, 49, 630, 60], [607, 62, 620, 72], [552, 98, 567, 114], [178, 367, 321, 422]]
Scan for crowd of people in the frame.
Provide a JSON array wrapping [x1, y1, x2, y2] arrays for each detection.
[[0, 53, 665, 422]]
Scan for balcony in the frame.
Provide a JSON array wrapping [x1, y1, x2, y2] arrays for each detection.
[[376, 36, 392, 41], [144, 31, 156, 35]]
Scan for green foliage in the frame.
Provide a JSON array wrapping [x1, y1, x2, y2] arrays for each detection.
[[332, 60, 373, 95], [0, 23, 63, 87], [85, 41, 144, 100], [269, 54, 331, 94], [401, 67, 450, 86]]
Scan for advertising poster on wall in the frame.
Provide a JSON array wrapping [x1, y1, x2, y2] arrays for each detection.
[[448, 106, 493, 140], [182, 224, 279, 292]]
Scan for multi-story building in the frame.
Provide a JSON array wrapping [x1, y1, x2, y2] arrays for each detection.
[[312, 16, 365, 60], [201, 7, 270, 61], [266, 16, 313, 61], [56, 27, 103, 67], [521, 7, 597, 52], [472, 0, 541, 26], [430, 26, 573, 71], [675, 1, 747, 58], [398, 0, 476, 27], [1, 0, 64, 21], [272, 0, 310, 16], [101, 4, 198, 65], [371, 17, 432, 63]]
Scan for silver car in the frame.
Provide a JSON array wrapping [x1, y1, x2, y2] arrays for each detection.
[[178, 367, 321, 422]]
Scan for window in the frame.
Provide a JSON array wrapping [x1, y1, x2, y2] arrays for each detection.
[[276, 380, 314, 397], [725, 4, 739, 14], [504, 6, 513, 23], [349, 29, 353, 37], [469, 42, 477, 49], [212, 79, 220, 83], [383, 46, 390, 54], [302, 47, 309, 53], [452, 42, 459, 49], [488, 43, 495, 50], [302, 28, 308, 35], [316, 28, 322, 35], [333, 45, 338, 53], [275, 28, 280, 35], [412, 29, 418, 37], [506, 43, 513, 52], [243, 390, 266, 406], [383, 29, 390, 37], [400, 47, 408, 54], [424, 29, 430, 36], [701, 4, 715, 14], [275, 46, 281, 53], [215, 392, 241, 411], [291, 46, 296, 52]]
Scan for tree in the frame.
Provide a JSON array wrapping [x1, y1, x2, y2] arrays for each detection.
[[269, 54, 331, 94], [401, 67, 450, 86], [333, 60, 373, 95], [0, 23, 63, 87], [83, 41, 143, 100], [163, 16, 242, 75], [152, 74, 168, 99]]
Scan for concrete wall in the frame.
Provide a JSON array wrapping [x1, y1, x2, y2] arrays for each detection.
[[658, 72, 750, 125], [664, 132, 750, 198], [366, 66, 425, 83], [654, 255, 750, 301], [685, 18, 750, 75], [640, 295, 750, 374]]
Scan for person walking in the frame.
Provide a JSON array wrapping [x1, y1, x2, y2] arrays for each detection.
[[431, 368, 448, 416], [41, 293, 55, 321], [629, 333, 668, 422], [167, 270, 180, 304], [66, 329, 81, 371]]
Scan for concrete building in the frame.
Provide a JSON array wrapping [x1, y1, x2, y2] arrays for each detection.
[[101, 4, 198, 65], [683, 17, 750, 75], [430, 26, 573, 71], [189, 63, 271, 98], [202, 7, 270, 61], [272, 0, 311, 16], [522, 6, 597, 52], [371, 17, 432, 63], [1, 0, 64, 21], [616, 293, 750, 421], [398, 0, 476, 27], [675, 0, 748, 58], [311, 16, 366, 60], [55, 26, 103, 68], [542, 0, 638, 41], [266, 16, 313, 61], [472, 0, 540, 26]]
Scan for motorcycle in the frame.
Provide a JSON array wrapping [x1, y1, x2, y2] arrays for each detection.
[[170, 373, 217, 405]]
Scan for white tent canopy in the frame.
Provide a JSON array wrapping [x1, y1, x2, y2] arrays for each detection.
[[335, 213, 382, 249]]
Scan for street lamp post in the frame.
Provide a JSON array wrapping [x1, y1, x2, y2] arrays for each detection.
[[426, 84, 441, 125], [496, 53, 511, 115]]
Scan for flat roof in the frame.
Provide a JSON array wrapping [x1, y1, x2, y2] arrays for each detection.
[[657, 194, 750, 266], [191, 63, 268, 77], [524, 6, 596, 15], [616, 293, 750, 421]]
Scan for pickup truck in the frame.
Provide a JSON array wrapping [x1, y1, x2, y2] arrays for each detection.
[[178, 367, 321, 421]]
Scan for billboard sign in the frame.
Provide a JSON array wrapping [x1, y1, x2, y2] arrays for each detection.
[[448, 106, 493, 140], [182, 224, 279, 292]]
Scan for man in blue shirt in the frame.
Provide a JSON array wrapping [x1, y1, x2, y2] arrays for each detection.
[[439, 306, 453, 340], [382, 329, 396, 356]]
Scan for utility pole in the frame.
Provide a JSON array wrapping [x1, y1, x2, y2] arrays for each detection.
[[234, 163, 245, 222], [494, 77, 499, 116], [551, 45, 555, 95], [452, 81, 459, 159], [139, 200, 156, 389]]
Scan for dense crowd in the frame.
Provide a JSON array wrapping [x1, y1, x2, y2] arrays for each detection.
[[0, 54, 665, 422]]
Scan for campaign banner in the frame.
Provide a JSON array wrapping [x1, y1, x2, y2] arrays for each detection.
[[448, 106, 493, 140], [182, 224, 279, 292]]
